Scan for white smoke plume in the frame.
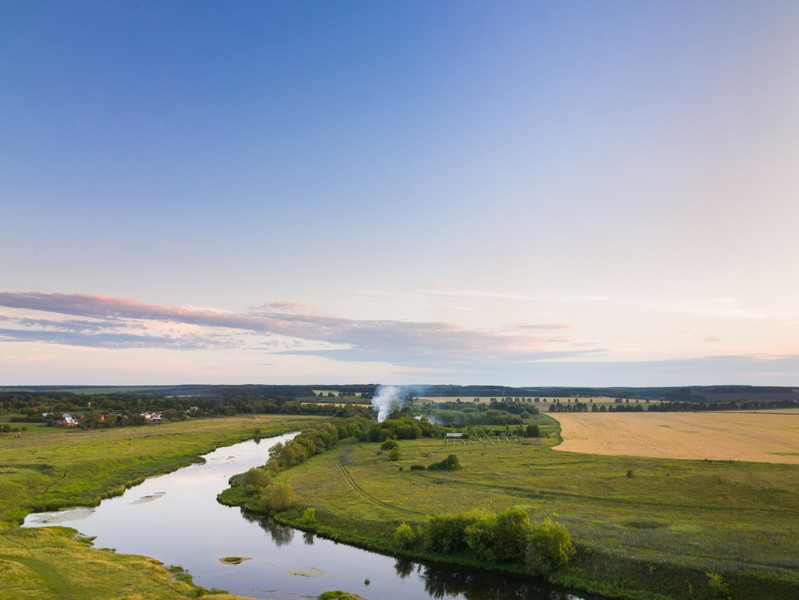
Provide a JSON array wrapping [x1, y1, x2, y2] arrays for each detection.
[[371, 385, 407, 422], [424, 413, 445, 426]]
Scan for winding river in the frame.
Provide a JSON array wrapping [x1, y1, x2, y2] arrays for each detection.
[[24, 433, 591, 599]]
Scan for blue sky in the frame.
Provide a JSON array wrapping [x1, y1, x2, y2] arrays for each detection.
[[2, 1, 799, 386]]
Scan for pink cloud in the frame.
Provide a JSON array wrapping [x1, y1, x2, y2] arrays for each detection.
[[0, 291, 589, 364]]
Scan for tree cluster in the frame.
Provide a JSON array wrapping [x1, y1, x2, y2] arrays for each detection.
[[424, 402, 539, 427], [267, 417, 370, 471], [426, 454, 461, 471], [397, 508, 575, 574], [359, 417, 445, 442], [228, 417, 370, 514]]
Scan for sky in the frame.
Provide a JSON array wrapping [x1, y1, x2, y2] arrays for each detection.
[[2, 1, 799, 387]]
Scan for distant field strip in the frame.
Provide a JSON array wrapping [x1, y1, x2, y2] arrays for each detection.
[[418, 395, 643, 405], [552, 410, 799, 464]]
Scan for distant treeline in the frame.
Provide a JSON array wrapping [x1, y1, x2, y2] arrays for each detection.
[[0, 384, 378, 399], [2, 384, 797, 419], [0, 391, 372, 429], [424, 384, 798, 403], [545, 398, 799, 413], [647, 399, 799, 412], [3, 383, 797, 403]]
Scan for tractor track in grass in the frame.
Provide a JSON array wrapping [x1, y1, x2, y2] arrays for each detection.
[[335, 455, 423, 517]]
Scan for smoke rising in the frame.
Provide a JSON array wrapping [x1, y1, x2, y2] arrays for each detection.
[[371, 385, 407, 422]]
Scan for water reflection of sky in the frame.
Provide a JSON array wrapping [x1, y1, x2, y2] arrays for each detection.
[[23, 434, 587, 600]]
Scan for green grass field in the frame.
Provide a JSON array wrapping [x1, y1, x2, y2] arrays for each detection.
[[0, 415, 322, 599], [276, 418, 799, 599], [0, 415, 322, 525], [0, 526, 247, 600]]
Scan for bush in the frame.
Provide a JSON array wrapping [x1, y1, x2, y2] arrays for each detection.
[[302, 507, 316, 525], [464, 510, 498, 562], [422, 507, 548, 568], [387, 447, 401, 461], [705, 572, 731, 599], [409, 464, 426, 471], [525, 518, 576, 575], [260, 482, 297, 512], [318, 592, 363, 600], [380, 439, 398, 451], [424, 513, 473, 553], [393, 522, 417, 549], [428, 454, 461, 471], [493, 507, 534, 562], [242, 467, 272, 489]]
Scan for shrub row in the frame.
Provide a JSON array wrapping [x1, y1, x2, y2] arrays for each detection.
[[393, 507, 575, 575], [225, 416, 371, 513]]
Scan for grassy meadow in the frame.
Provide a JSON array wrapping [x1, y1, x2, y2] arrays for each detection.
[[0, 526, 246, 600], [276, 414, 799, 599], [0, 414, 322, 525], [0, 415, 321, 599]]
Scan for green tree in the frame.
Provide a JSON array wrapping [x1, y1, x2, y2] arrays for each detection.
[[380, 439, 398, 451], [493, 507, 534, 562], [393, 522, 417, 549], [525, 424, 540, 437], [424, 513, 472, 553], [525, 518, 576, 575], [464, 510, 498, 562], [301, 507, 316, 525], [260, 482, 297, 512], [428, 454, 461, 471], [242, 467, 272, 489]]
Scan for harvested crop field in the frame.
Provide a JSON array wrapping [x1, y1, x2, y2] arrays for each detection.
[[552, 409, 799, 464]]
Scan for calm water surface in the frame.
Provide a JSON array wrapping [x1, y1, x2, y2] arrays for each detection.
[[24, 434, 592, 600]]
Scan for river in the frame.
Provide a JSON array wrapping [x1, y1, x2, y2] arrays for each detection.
[[24, 433, 592, 600]]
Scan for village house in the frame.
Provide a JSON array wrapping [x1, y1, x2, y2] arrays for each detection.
[[58, 413, 77, 427]]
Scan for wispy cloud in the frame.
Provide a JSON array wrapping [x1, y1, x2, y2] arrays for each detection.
[[665, 297, 771, 320], [356, 287, 611, 304], [683, 265, 750, 293], [3, 292, 797, 385], [0, 291, 585, 367], [0, 327, 215, 350]]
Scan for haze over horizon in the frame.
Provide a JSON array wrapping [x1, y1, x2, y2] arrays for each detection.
[[3, 1, 799, 387]]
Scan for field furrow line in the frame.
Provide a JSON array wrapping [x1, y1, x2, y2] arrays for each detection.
[[335, 456, 423, 517]]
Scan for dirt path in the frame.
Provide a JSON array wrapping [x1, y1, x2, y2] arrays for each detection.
[[335, 455, 424, 517]]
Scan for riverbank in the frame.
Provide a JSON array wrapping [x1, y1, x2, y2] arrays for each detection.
[[235, 430, 799, 600], [0, 526, 247, 599], [0, 415, 321, 598], [0, 415, 321, 526]]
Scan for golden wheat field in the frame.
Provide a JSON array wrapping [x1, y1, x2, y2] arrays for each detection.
[[551, 409, 799, 464]]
